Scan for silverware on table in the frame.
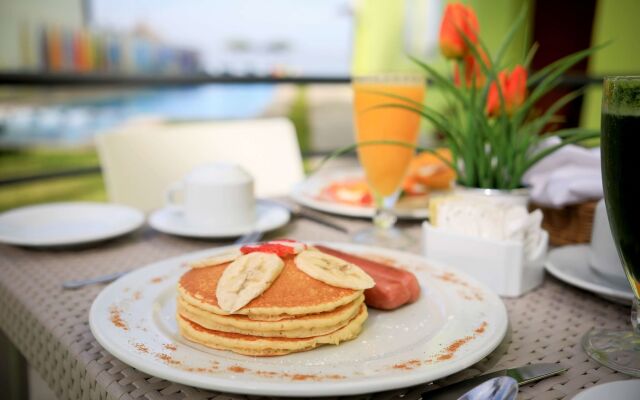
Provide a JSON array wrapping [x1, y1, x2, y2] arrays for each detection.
[[458, 376, 518, 400], [422, 363, 567, 400], [296, 209, 349, 233], [258, 199, 349, 234], [234, 229, 263, 245], [61, 270, 133, 290], [61, 230, 263, 290]]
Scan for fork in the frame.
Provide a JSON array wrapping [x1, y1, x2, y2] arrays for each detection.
[[61, 230, 263, 290]]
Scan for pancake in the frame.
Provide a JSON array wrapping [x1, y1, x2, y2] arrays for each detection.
[[177, 294, 364, 338], [178, 255, 362, 318], [177, 244, 373, 356], [178, 304, 368, 356]]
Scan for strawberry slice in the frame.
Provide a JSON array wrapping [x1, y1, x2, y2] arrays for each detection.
[[269, 239, 307, 254], [240, 243, 297, 257], [241, 239, 307, 256]]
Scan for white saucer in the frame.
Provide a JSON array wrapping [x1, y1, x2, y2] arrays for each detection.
[[572, 380, 640, 400], [545, 245, 634, 304], [0, 202, 144, 247], [149, 203, 290, 238]]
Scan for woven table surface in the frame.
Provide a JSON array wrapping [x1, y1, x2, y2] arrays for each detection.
[[0, 210, 632, 400]]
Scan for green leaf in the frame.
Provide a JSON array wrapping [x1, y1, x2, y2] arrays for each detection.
[[493, 5, 527, 69], [523, 42, 539, 69], [528, 41, 610, 85], [408, 55, 469, 105], [309, 142, 360, 172], [459, 32, 509, 119], [510, 130, 600, 185], [364, 103, 463, 152], [409, 146, 458, 172], [520, 89, 585, 141], [535, 127, 599, 144], [512, 43, 607, 128], [359, 88, 425, 110]]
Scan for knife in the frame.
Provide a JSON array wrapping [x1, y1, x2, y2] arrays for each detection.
[[421, 363, 567, 400]]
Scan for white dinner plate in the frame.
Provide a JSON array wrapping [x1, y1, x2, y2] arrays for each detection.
[[89, 242, 508, 397], [545, 245, 634, 304], [148, 202, 290, 238], [0, 202, 144, 247], [291, 167, 431, 220], [572, 380, 640, 400]]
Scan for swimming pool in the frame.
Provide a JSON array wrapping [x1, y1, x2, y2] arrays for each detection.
[[0, 84, 276, 147]]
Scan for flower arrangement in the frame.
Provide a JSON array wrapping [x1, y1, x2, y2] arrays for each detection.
[[376, 3, 603, 190]]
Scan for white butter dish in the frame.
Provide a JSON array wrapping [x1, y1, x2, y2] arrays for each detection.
[[422, 221, 548, 297]]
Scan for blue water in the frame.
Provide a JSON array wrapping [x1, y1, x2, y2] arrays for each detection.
[[0, 84, 276, 147]]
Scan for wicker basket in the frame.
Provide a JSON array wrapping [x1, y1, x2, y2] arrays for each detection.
[[531, 200, 597, 246]]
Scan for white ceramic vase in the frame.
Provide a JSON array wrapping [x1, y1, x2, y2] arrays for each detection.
[[454, 185, 531, 207]]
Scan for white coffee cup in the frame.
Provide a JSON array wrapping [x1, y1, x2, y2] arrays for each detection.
[[588, 199, 627, 285], [165, 163, 255, 230]]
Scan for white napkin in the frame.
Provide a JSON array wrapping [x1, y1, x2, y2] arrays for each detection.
[[522, 137, 602, 208], [436, 199, 545, 261]]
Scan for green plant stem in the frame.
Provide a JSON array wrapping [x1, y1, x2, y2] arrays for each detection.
[[514, 42, 609, 129], [493, 5, 528, 70], [364, 103, 464, 156], [461, 33, 509, 120], [520, 89, 585, 139], [509, 131, 600, 188], [408, 55, 469, 106]]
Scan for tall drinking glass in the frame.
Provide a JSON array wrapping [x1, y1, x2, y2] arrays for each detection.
[[583, 76, 640, 376], [352, 75, 425, 248]]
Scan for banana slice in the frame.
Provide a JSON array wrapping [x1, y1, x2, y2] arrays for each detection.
[[294, 249, 375, 290], [187, 250, 242, 269], [216, 252, 284, 313]]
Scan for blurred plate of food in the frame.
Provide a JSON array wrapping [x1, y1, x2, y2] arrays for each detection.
[[292, 150, 455, 219]]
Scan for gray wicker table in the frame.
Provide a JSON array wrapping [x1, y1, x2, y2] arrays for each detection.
[[0, 210, 632, 400]]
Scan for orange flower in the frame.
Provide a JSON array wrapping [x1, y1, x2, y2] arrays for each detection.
[[439, 3, 480, 59], [486, 65, 527, 116], [454, 50, 489, 88]]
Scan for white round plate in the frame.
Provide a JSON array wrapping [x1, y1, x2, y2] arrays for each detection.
[[90, 242, 508, 397], [572, 380, 640, 400], [148, 203, 290, 238], [291, 167, 430, 220], [545, 245, 634, 304], [0, 202, 144, 247]]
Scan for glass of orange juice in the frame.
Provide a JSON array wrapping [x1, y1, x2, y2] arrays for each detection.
[[352, 75, 425, 248]]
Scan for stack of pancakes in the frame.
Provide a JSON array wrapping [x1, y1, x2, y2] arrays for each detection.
[[177, 254, 368, 356]]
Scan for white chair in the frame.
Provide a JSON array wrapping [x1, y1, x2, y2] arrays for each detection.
[[95, 118, 304, 213]]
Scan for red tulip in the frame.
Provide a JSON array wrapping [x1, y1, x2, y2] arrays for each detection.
[[486, 65, 527, 116], [454, 50, 489, 88], [439, 3, 480, 59]]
